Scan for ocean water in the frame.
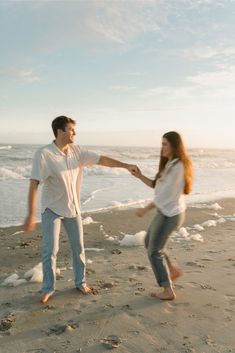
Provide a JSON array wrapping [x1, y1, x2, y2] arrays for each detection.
[[0, 144, 235, 227]]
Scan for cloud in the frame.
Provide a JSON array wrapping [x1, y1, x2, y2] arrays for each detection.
[[186, 66, 235, 97], [110, 85, 137, 92], [179, 45, 235, 63], [1, 0, 233, 59], [0, 67, 41, 83], [143, 65, 235, 101], [0, 1, 162, 54]]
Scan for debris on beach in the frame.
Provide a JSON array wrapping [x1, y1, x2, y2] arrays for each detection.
[[101, 335, 122, 349], [0, 313, 16, 331]]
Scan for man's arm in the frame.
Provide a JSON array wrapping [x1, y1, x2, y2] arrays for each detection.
[[98, 155, 138, 174], [23, 179, 39, 233]]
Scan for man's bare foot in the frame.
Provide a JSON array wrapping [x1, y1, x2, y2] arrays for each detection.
[[40, 292, 53, 304], [151, 286, 176, 301], [77, 286, 93, 295]]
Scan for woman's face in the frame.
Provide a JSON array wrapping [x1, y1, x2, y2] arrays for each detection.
[[162, 137, 173, 159]]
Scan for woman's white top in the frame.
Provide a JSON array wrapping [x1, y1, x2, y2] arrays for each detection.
[[153, 158, 186, 217]]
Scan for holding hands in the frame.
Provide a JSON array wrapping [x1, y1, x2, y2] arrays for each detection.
[[126, 164, 141, 176], [128, 165, 142, 178]]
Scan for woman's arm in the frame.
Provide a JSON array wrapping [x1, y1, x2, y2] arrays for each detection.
[[132, 169, 155, 188]]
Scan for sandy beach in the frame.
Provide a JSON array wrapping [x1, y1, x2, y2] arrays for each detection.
[[0, 198, 235, 353]]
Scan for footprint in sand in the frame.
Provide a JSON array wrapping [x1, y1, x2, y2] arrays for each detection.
[[200, 257, 213, 262], [224, 316, 233, 322], [135, 281, 143, 286], [46, 319, 79, 335], [128, 265, 149, 271], [202, 334, 217, 347], [204, 303, 219, 309], [225, 294, 235, 305], [173, 283, 184, 289], [187, 282, 198, 288], [42, 305, 55, 312], [127, 330, 140, 336], [136, 287, 145, 292], [200, 284, 216, 291], [185, 261, 205, 268], [100, 281, 118, 289], [121, 304, 132, 311], [176, 302, 191, 307]]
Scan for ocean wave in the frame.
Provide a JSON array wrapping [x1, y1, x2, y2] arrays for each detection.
[[83, 166, 128, 176], [0, 166, 31, 180], [0, 145, 12, 150], [193, 160, 235, 169]]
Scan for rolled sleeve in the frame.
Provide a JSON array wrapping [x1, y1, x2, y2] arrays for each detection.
[[80, 148, 100, 167], [30, 149, 47, 183]]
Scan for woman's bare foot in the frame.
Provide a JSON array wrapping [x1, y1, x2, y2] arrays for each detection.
[[168, 262, 183, 281], [77, 286, 93, 295], [151, 286, 176, 301], [40, 292, 53, 304]]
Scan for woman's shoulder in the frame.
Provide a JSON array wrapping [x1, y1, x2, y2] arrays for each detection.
[[170, 159, 184, 174]]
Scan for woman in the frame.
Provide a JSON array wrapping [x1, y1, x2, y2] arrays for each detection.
[[133, 131, 193, 300]]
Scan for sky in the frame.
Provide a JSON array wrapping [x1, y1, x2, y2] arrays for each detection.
[[0, 0, 235, 148]]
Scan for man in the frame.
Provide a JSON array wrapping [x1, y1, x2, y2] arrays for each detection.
[[23, 115, 138, 304]]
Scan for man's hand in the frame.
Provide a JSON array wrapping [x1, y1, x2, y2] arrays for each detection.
[[23, 179, 39, 233], [23, 215, 37, 233]]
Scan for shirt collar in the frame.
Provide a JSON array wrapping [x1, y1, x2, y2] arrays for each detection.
[[51, 141, 72, 156], [167, 158, 179, 167]]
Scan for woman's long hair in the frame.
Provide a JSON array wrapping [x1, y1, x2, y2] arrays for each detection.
[[154, 131, 193, 194]]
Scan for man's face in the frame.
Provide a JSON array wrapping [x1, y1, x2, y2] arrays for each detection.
[[60, 123, 76, 144]]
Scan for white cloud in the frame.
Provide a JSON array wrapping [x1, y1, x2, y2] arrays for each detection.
[[143, 65, 235, 101], [179, 45, 235, 62], [110, 85, 137, 92], [1, 0, 233, 56], [0, 67, 41, 83]]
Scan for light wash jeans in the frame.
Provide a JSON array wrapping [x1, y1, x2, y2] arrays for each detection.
[[145, 210, 185, 288], [41, 208, 86, 294]]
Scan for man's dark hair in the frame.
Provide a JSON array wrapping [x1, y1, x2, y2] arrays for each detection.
[[52, 116, 76, 137]]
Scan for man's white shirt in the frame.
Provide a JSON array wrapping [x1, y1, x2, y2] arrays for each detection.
[[31, 142, 100, 217]]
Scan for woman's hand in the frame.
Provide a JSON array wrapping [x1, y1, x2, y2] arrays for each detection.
[[136, 202, 156, 217], [131, 166, 142, 178], [135, 207, 147, 217]]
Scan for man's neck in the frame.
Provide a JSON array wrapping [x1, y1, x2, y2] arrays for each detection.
[[54, 140, 70, 154]]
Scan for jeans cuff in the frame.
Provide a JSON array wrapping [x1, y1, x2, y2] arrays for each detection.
[[159, 280, 171, 288]]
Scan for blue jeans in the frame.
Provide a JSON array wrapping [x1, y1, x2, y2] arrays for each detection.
[[41, 208, 86, 294], [145, 211, 185, 288]]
